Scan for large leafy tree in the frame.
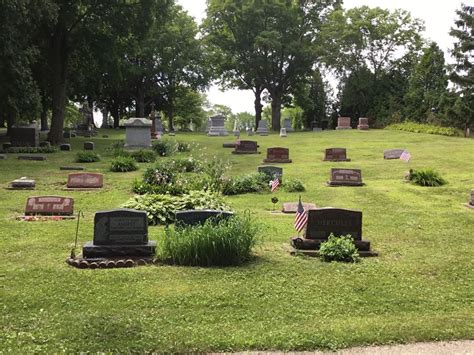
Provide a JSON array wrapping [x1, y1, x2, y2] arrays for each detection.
[[448, 4, 473, 136], [404, 42, 448, 122]]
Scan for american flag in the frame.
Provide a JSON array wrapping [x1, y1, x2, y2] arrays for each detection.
[[271, 177, 280, 192], [294, 196, 308, 233], [400, 150, 411, 162], [236, 139, 241, 145]]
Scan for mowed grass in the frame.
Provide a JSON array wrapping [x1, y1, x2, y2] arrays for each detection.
[[1, 129, 473, 352]]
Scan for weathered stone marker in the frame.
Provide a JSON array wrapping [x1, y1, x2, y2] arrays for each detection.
[[323, 148, 350, 162], [279, 128, 287, 137], [83, 141, 95, 150], [327, 168, 364, 186], [60, 144, 71, 151], [256, 120, 269, 136], [10, 124, 39, 147], [175, 210, 234, 227], [82, 209, 156, 258], [336, 117, 352, 130], [232, 140, 259, 154], [67, 173, 103, 189], [357, 117, 369, 130], [25, 196, 74, 216], [258, 165, 283, 183], [290, 208, 377, 256], [9, 177, 35, 189], [124, 117, 152, 148], [283, 118, 294, 132], [384, 149, 405, 159], [263, 147, 292, 163], [282, 202, 316, 213], [207, 115, 229, 136]]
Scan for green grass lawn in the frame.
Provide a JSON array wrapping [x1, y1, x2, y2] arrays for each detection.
[[1, 129, 473, 352]]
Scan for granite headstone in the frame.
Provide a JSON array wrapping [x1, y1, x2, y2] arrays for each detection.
[[327, 168, 364, 186], [263, 147, 292, 163]]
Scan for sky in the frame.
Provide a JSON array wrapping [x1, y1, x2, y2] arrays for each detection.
[[176, 0, 465, 114]]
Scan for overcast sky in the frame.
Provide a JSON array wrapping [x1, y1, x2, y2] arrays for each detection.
[[175, 0, 465, 114]]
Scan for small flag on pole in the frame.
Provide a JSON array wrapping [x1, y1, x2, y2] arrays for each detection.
[[294, 196, 308, 233], [400, 150, 411, 162], [270, 177, 280, 192], [236, 139, 241, 145]]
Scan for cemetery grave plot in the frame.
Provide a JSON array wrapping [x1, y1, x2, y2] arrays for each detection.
[[17, 196, 75, 221], [232, 140, 260, 154], [65, 173, 104, 190], [327, 168, 365, 186], [262, 147, 292, 163]]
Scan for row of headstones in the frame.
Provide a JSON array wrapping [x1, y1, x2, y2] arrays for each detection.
[[9, 173, 103, 190]]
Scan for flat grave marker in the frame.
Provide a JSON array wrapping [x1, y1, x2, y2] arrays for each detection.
[[282, 202, 316, 213], [323, 148, 350, 162], [66, 173, 103, 189], [8, 177, 35, 190], [19, 196, 75, 220], [232, 140, 260, 154], [327, 168, 364, 186], [384, 149, 405, 159]]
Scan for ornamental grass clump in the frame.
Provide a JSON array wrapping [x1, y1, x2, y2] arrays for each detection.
[[159, 213, 261, 266], [75, 151, 100, 163], [110, 156, 138, 172], [130, 149, 156, 163], [409, 168, 447, 187], [319, 234, 360, 263]]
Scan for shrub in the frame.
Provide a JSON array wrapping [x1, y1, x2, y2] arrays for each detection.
[[152, 139, 176, 156], [131, 149, 156, 163], [112, 148, 131, 158], [75, 151, 100, 163], [121, 190, 230, 225], [176, 141, 191, 152], [158, 213, 260, 266], [386, 122, 462, 137], [201, 158, 230, 193], [222, 173, 269, 195], [283, 179, 305, 192], [319, 234, 360, 263], [110, 156, 138, 172], [409, 168, 447, 187], [6, 146, 57, 154]]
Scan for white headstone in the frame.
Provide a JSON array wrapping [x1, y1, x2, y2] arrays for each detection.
[[124, 117, 152, 148], [280, 128, 287, 137]]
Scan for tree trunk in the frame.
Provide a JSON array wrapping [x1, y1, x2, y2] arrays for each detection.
[[168, 107, 174, 132], [48, 22, 68, 145], [40, 94, 49, 131], [136, 82, 145, 117], [271, 95, 282, 131], [254, 87, 263, 129]]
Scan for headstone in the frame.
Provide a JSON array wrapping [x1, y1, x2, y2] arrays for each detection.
[[10, 177, 35, 189], [74, 123, 95, 137], [0, 154, 6, 159], [232, 140, 259, 154], [256, 120, 269, 136], [311, 121, 322, 131], [336, 117, 352, 130], [63, 131, 72, 139], [263, 147, 292, 163], [207, 115, 229, 136], [83, 141, 94, 150], [82, 209, 156, 258], [25, 196, 74, 216], [222, 142, 236, 148], [67, 173, 103, 189], [60, 166, 85, 171], [39, 141, 51, 148], [384, 149, 405, 159], [18, 155, 45, 161], [283, 118, 294, 132], [258, 166, 283, 182], [327, 168, 364, 186], [290, 208, 376, 256], [357, 117, 369, 130], [3, 143, 12, 150], [60, 144, 71, 151], [124, 117, 152, 148], [10, 125, 39, 147], [282, 202, 316, 213], [323, 148, 350, 162], [175, 210, 234, 227], [279, 128, 287, 137]]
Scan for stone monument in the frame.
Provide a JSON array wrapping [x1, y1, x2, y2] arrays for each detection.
[[232, 140, 259, 154], [323, 148, 351, 162], [283, 118, 294, 132], [207, 115, 229, 136], [22, 196, 74, 219], [10, 124, 39, 147], [357, 117, 369, 130], [66, 173, 103, 189], [9, 177, 35, 190], [124, 117, 152, 148], [327, 168, 364, 186], [256, 120, 269, 136], [336, 117, 352, 130], [263, 147, 292, 163], [279, 128, 287, 137]]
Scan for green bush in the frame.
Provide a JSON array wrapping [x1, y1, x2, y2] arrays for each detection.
[[158, 213, 260, 266], [283, 178, 305, 192], [121, 191, 230, 225], [152, 139, 177, 156], [386, 122, 462, 137], [110, 156, 138, 172], [75, 151, 100, 163], [176, 141, 191, 152], [222, 173, 269, 195], [319, 234, 360, 263], [409, 168, 447, 187], [6, 146, 57, 154], [131, 149, 156, 163]]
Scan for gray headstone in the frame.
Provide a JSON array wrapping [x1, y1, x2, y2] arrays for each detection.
[[263, 147, 291, 163], [207, 115, 229, 136], [256, 120, 269, 136], [10, 177, 35, 188], [10, 125, 39, 147], [175, 210, 234, 227], [280, 128, 287, 137], [258, 166, 283, 182], [323, 148, 350, 162], [124, 117, 152, 148], [83, 141, 94, 150], [283, 118, 294, 132], [384, 149, 405, 159], [60, 144, 71, 151]]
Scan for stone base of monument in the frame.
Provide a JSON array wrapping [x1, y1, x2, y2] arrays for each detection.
[[6, 186, 35, 190], [66, 256, 156, 269], [290, 237, 378, 257], [263, 158, 292, 163], [357, 125, 369, 130], [62, 187, 102, 191], [16, 215, 76, 221], [323, 158, 351, 162], [464, 203, 474, 210], [222, 142, 236, 148], [232, 151, 260, 154], [327, 180, 364, 187], [82, 241, 157, 258]]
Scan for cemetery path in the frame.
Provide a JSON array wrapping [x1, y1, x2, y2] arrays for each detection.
[[219, 340, 474, 354]]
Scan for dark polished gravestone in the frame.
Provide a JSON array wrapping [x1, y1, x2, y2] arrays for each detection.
[[232, 140, 260, 154], [263, 147, 292, 163], [8, 177, 35, 190], [60, 143, 71, 151], [336, 117, 352, 130], [175, 210, 234, 227], [290, 208, 377, 257], [18, 155, 46, 161], [282, 202, 316, 213], [10, 124, 39, 147], [327, 168, 364, 186], [258, 166, 283, 183], [66, 172, 103, 189], [384, 149, 405, 159], [323, 148, 351, 162], [83, 141, 95, 150], [82, 209, 156, 258], [24, 196, 74, 216]]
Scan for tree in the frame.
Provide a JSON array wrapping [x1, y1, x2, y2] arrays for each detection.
[[173, 90, 207, 130], [294, 68, 328, 128], [448, 4, 473, 136], [404, 42, 448, 122]]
